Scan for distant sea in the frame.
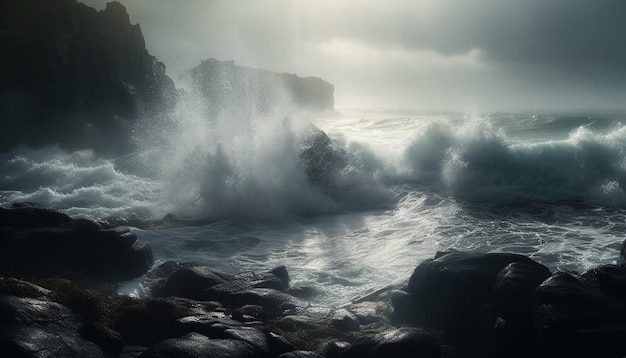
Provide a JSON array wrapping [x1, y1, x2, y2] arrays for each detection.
[[3, 105, 626, 307]]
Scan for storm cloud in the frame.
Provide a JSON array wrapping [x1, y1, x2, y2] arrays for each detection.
[[82, 0, 626, 110]]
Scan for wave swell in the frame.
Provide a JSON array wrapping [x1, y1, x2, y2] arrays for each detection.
[[404, 115, 626, 206]]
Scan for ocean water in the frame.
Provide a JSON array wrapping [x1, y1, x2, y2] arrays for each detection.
[[2, 101, 626, 306]]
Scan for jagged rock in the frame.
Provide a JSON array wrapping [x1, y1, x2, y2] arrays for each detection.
[[0, 204, 153, 283], [0, 0, 176, 153], [338, 327, 442, 358]]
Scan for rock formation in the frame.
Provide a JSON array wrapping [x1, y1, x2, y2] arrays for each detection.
[[180, 58, 335, 116], [0, 203, 153, 283], [0, 0, 176, 154]]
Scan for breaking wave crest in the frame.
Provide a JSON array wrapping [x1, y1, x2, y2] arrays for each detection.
[[404, 114, 626, 206]]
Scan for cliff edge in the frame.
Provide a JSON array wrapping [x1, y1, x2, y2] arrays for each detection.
[[0, 0, 176, 154], [181, 58, 335, 115]]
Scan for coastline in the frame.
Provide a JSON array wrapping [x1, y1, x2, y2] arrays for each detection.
[[3, 204, 626, 357]]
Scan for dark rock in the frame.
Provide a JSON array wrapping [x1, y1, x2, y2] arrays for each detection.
[[138, 332, 258, 358], [151, 264, 232, 299], [579, 264, 626, 302], [174, 314, 242, 338], [223, 327, 270, 354], [0, 295, 105, 357], [268, 332, 297, 355], [330, 308, 360, 331], [0, 205, 153, 282], [490, 262, 551, 357], [338, 327, 441, 358], [397, 251, 550, 356], [115, 298, 187, 346], [120, 345, 148, 358], [389, 289, 415, 323], [79, 321, 125, 355], [0, 204, 72, 227], [618, 238, 626, 267], [298, 128, 348, 195], [274, 315, 320, 332], [152, 262, 300, 315], [533, 271, 626, 357], [323, 341, 351, 358], [345, 301, 386, 326], [205, 287, 302, 315], [277, 351, 325, 358], [0, 0, 176, 154], [0, 277, 51, 298], [232, 304, 267, 323]]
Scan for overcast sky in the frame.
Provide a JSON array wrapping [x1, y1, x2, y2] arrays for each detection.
[[82, 0, 626, 111]]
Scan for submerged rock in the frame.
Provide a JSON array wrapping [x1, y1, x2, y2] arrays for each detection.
[[0, 204, 153, 283]]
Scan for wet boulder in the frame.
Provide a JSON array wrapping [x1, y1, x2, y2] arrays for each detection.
[[338, 327, 441, 358], [533, 270, 626, 357], [138, 332, 259, 358], [398, 252, 548, 326], [151, 262, 233, 299], [394, 251, 550, 356], [0, 295, 105, 357], [277, 351, 325, 358], [618, 238, 626, 267], [151, 262, 300, 315], [0, 204, 153, 283], [490, 261, 551, 357]]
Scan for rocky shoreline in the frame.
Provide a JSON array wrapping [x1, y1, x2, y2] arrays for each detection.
[[2, 204, 626, 357]]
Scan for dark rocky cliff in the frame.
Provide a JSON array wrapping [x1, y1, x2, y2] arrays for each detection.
[[180, 58, 335, 115], [0, 0, 176, 154]]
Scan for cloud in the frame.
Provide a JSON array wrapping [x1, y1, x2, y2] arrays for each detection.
[[79, 0, 626, 110]]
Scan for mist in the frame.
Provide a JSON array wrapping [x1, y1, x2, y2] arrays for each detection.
[[81, 0, 626, 111]]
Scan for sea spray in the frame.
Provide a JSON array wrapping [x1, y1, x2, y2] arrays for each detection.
[[153, 65, 393, 221]]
